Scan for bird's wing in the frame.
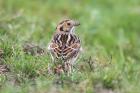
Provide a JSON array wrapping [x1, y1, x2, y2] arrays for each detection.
[[48, 33, 63, 58], [48, 41, 62, 58], [62, 34, 81, 59], [62, 42, 81, 59], [48, 33, 81, 60]]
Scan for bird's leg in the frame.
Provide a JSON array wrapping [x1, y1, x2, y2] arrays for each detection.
[[50, 54, 54, 62], [64, 62, 68, 76], [47, 63, 53, 74], [67, 63, 71, 76], [63, 61, 72, 76], [50, 53, 57, 66]]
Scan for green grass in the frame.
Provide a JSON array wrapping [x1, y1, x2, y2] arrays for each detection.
[[0, 0, 140, 93]]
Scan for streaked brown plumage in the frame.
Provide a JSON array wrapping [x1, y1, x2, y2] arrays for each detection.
[[48, 19, 82, 75]]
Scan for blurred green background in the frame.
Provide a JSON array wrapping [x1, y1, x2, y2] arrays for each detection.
[[0, 0, 140, 93]]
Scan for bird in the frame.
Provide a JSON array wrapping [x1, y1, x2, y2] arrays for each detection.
[[48, 19, 82, 75]]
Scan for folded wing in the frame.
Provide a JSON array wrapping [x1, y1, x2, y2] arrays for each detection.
[[48, 33, 81, 60]]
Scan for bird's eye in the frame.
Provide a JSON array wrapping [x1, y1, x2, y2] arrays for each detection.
[[67, 23, 71, 26], [60, 26, 63, 31]]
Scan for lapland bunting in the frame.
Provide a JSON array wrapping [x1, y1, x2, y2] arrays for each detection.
[[48, 19, 82, 74]]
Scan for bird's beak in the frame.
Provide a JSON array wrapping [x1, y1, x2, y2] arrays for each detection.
[[73, 20, 80, 26]]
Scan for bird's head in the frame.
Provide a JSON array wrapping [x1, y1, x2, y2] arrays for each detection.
[[56, 19, 80, 33]]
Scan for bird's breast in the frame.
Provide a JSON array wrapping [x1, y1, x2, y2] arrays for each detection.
[[54, 33, 77, 47], [52, 33, 80, 60]]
